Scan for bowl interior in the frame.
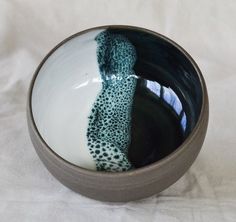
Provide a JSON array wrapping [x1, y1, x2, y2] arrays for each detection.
[[31, 27, 203, 171]]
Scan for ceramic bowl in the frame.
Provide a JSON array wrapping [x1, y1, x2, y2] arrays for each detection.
[[27, 25, 209, 202]]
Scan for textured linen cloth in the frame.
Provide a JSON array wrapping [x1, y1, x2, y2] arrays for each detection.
[[0, 0, 236, 221]]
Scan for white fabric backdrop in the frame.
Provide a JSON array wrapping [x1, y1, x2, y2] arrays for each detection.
[[0, 0, 236, 221]]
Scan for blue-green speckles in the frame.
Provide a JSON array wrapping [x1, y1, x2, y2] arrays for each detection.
[[86, 30, 137, 172]]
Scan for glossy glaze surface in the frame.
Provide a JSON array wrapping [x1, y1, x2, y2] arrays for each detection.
[[31, 27, 203, 173]]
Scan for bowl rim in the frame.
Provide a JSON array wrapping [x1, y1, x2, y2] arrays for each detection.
[[27, 25, 209, 178]]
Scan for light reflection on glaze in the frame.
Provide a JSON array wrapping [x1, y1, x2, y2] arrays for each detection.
[[146, 80, 187, 131]]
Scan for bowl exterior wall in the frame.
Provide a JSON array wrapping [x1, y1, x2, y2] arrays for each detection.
[[27, 94, 208, 202]]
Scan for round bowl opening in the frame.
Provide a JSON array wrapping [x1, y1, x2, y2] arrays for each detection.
[[30, 26, 203, 172]]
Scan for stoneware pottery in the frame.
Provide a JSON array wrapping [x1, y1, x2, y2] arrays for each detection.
[[27, 25, 209, 202]]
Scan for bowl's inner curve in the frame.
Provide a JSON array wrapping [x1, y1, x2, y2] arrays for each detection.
[[31, 27, 202, 172]]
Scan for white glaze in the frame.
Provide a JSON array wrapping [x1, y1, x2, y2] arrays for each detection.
[[32, 29, 105, 170]]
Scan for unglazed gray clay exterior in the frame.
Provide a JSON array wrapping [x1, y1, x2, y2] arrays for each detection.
[[27, 25, 209, 202]]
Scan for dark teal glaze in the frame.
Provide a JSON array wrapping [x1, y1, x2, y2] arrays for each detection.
[[109, 28, 202, 134], [106, 28, 202, 168]]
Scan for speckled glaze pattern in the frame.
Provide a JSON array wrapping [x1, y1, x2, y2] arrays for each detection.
[[87, 31, 137, 172]]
